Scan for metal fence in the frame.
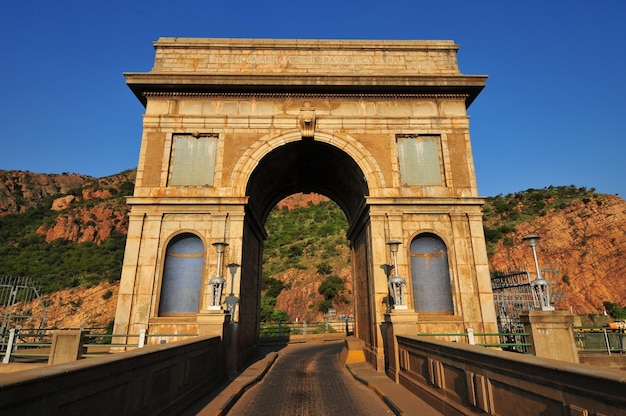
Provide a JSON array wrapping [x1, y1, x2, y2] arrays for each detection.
[[417, 329, 531, 353], [491, 268, 565, 339], [4, 319, 357, 362], [259, 319, 354, 337], [573, 327, 626, 354], [1, 327, 199, 363], [0, 276, 46, 349]]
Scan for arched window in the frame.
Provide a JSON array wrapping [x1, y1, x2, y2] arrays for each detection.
[[410, 233, 453, 313], [158, 233, 204, 316]]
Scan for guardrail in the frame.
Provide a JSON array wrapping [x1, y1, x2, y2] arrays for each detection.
[[3, 320, 357, 362], [0, 335, 224, 415], [416, 329, 531, 353], [573, 326, 626, 354], [394, 335, 626, 415], [259, 319, 354, 337], [1, 327, 199, 363]]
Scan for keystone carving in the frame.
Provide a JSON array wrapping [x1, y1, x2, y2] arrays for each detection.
[[299, 103, 316, 138]]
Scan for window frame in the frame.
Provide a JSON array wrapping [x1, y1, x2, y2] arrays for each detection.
[[168, 133, 219, 187], [396, 134, 444, 187]]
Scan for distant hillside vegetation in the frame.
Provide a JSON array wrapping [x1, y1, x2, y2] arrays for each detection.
[[262, 197, 352, 322], [0, 170, 134, 292], [484, 186, 626, 314], [1, 170, 625, 328]]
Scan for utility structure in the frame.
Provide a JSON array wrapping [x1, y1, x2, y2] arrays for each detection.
[[113, 38, 498, 370]]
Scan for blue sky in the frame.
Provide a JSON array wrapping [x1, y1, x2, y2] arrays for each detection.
[[1, 1, 624, 198]]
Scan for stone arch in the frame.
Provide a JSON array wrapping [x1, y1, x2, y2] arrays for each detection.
[[409, 232, 454, 313], [233, 134, 376, 364], [229, 130, 386, 200], [243, 135, 370, 224], [115, 38, 499, 373]]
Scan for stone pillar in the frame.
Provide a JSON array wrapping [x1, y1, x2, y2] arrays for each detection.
[[197, 310, 235, 373], [197, 310, 230, 338], [383, 310, 418, 381], [226, 321, 239, 376], [520, 310, 579, 363], [49, 330, 88, 366]]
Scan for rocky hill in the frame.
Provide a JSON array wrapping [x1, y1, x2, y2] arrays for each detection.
[[265, 195, 352, 322], [1, 171, 625, 329], [488, 192, 626, 314], [0, 170, 93, 216]]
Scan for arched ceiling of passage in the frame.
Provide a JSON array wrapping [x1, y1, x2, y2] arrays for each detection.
[[246, 139, 369, 226]]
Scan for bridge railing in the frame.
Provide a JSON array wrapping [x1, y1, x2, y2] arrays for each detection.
[[259, 319, 354, 337], [394, 335, 626, 415], [416, 329, 531, 353], [1, 327, 199, 363], [0, 335, 224, 415], [573, 326, 626, 354]]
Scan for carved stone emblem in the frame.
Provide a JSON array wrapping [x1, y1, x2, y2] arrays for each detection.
[[299, 102, 316, 138]]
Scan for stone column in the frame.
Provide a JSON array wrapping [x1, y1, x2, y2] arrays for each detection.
[[520, 310, 579, 363], [197, 310, 230, 338]]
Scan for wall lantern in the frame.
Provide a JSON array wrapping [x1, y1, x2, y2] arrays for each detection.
[[386, 240, 407, 309], [225, 263, 240, 317], [523, 235, 554, 311]]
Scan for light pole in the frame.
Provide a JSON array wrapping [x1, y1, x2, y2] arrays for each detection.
[[386, 240, 407, 309], [523, 235, 554, 311], [225, 263, 240, 317], [209, 241, 228, 309]]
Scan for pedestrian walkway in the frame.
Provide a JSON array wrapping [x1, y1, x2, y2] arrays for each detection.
[[183, 340, 442, 416], [227, 341, 392, 415]]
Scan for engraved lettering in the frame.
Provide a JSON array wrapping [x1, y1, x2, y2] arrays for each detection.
[[208, 52, 400, 67]]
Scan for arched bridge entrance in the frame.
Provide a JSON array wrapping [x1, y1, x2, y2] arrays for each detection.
[[113, 38, 498, 371]]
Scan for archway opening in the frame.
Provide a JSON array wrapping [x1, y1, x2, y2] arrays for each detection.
[[260, 195, 353, 335], [239, 139, 370, 353], [246, 139, 368, 224]]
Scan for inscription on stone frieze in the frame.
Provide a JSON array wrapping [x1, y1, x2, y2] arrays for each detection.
[[208, 54, 405, 65], [153, 39, 460, 75]]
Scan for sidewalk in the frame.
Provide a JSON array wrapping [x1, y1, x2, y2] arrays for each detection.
[[346, 361, 442, 416], [182, 350, 279, 416]]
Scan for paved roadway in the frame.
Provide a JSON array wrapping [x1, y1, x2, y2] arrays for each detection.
[[227, 341, 393, 415]]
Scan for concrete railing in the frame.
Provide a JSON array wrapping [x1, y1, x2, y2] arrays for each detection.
[[394, 335, 626, 416], [0, 335, 224, 415]]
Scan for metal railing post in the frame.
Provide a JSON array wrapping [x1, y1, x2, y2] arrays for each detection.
[[603, 329, 611, 355], [2, 328, 17, 364], [467, 328, 475, 345], [138, 329, 146, 348]]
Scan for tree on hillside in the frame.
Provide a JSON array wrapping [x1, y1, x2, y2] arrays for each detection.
[[604, 301, 626, 319]]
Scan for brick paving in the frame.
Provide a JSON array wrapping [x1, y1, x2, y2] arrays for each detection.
[[227, 341, 393, 415]]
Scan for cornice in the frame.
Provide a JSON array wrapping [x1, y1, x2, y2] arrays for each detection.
[[125, 73, 486, 108], [143, 91, 471, 100], [153, 37, 460, 52]]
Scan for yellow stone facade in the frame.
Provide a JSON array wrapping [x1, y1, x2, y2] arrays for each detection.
[[113, 38, 498, 370]]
